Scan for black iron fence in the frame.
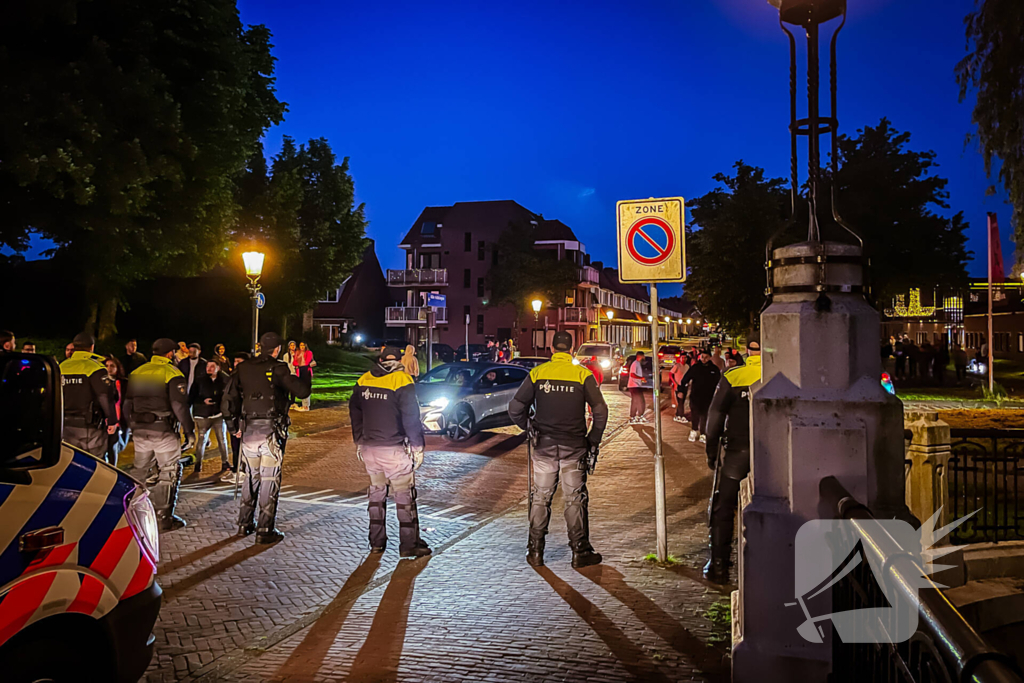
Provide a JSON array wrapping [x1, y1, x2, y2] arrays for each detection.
[[948, 428, 1024, 545], [822, 477, 1023, 683]]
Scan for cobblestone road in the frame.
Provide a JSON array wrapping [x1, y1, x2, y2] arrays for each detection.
[[143, 385, 732, 682]]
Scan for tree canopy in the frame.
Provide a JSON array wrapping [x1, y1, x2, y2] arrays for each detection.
[[0, 0, 285, 337], [957, 0, 1024, 265], [236, 138, 368, 336], [685, 120, 971, 335]]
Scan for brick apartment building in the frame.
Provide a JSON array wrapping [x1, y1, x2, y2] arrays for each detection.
[[386, 200, 690, 354]]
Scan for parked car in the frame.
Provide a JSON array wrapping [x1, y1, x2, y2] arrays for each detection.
[[419, 342, 455, 365], [508, 356, 548, 370], [415, 362, 530, 441], [455, 344, 490, 363], [656, 344, 684, 368], [0, 353, 162, 682], [617, 353, 663, 391], [573, 343, 624, 382]]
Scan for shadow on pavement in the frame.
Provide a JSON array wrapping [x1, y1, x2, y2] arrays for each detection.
[[534, 565, 672, 683], [479, 432, 527, 458], [577, 564, 729, 681], [346, 556, 432, 683], [161, 541, 275, 602], [275, 552, 384, 680], [159, 534, 244, 574]]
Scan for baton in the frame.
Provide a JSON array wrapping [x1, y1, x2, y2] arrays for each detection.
[[707, 441, 723, 528], [526, 421, 534, 508]]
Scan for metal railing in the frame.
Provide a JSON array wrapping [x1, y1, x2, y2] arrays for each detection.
[[948, 428, 1024, 544], [822, 476, 1023, 683], [579, 265, 600, 286], [384, 306, 447, 324], [560, 307, 594, 324], [386, 268, 448, 286]]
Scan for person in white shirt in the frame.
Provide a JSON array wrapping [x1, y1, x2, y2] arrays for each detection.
[[178, 343, 206, 394], [628, 352, 647, 423]]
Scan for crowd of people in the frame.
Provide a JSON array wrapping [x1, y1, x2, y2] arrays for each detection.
[[881, 334, 971, 385]]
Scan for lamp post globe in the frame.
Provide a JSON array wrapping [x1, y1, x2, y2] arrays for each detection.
[[531, 299, 542, 354], [243, 250, 266, 354]]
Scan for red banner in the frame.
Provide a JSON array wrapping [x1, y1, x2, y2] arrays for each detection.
[[989, 212, 1005, 283]]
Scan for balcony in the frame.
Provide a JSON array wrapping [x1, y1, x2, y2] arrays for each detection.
[[385, 306, 448, 326], [579, 265, 600, 288], [560, 307, 595, 325], [387, 269, 448, 287]]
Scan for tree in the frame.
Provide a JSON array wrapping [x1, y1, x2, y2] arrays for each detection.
[[686, 120, 971, 333], [957, 0, 1024, 266], [237, 138, 368, 336], [685, 163, 790, 336], [831, 119, 970, 303], [0, 1, 286, 338], [487, 221, 581, 328]]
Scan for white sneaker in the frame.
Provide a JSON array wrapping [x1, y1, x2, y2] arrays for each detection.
[[688, 430, 697, 442], [699, 434, 707, 444]]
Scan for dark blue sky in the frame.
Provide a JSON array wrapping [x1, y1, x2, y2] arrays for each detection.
[[234, 0, 1009, 289]]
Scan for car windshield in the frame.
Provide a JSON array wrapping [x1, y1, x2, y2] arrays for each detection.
[[418, 364, 478, 386], [577, 344, 610, 357], [659, 345, 682, 355]]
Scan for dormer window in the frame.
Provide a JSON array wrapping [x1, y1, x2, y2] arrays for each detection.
[[421, 222, 437, 235]]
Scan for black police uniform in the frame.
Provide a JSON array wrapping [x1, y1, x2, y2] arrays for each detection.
[[60, 351, 117, 456], [124, 352, 196, 530], [222, 335, 311, 543], [349, 357, 430, 557], [703, 354, 761, 582], [508, 341, 609, 568]]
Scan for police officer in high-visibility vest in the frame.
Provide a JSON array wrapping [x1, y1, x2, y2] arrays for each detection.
[[60, 332, 118, 456], [124, 338, 196, 531], [508, 331, 609, 568], [703, 333, 761, 583], [348, 345, 431, 558], [222, 331, 311, 545]]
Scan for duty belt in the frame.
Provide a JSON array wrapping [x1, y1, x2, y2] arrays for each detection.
[[131, 412, 172, 424], [65, 415, 100, 428]]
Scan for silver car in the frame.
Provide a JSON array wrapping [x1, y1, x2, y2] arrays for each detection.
[[414, 362, 530, 441]]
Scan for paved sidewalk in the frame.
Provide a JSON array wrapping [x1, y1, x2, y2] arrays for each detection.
[[147, 401, 731, 683]]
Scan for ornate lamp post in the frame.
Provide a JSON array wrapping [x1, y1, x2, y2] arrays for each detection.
[[605, 309, 614, 343], [531, 299, 542, 355], [242, 251, 266, 354]]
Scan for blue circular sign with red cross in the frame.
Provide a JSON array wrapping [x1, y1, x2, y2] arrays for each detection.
[[626, 217, 675, 266]]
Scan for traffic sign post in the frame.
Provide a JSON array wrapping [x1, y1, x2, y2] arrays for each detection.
[[616, 196, 686, 563]]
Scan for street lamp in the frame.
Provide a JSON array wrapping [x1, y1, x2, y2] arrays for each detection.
[[242, 251, 265, 354], [605, 309, 613, 343], [531, 299, 542, 355]]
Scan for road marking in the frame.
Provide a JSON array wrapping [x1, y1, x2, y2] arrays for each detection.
[[451, 512, 477, 521], [431, 504, 465, 516], [285, 489, 333, 500]]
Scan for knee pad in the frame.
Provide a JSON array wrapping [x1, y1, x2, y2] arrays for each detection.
[[389, 472, 414, 492]]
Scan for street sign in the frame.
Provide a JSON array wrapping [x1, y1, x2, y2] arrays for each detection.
[[616, 197, 685, 283], [426, 293, 446, 308], [255, 292, 266, 309]]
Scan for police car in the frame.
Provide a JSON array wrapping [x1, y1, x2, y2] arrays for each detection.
[[0, 352, 162, 682]]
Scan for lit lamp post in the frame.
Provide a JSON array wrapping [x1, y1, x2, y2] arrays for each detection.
[[531, 299, 542, 355], [242, 251, 265, 354], [605, 309, 613, 343]]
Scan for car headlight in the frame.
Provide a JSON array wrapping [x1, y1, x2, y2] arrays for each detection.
[[599, 359, 610, 368], [428, 396, 449, 410], [124, 486, 159, 565]]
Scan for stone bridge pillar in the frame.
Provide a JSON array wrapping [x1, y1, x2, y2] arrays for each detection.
[[731, 241, 907, 682]]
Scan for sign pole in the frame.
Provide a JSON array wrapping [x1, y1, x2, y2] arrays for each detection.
[[988, 215, 994, 393], [427, 310, 435, 372], [465, 314, 470, 362], [651, 283, 668, 562]]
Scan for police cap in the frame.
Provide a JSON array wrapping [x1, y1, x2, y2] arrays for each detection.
[[746, 331, 761, 351], [551, 331, 573, 352], [72, 332, 95, 348], [380, 346, 403, 362], [152, 338, 177, 355], [259, 332, 283, 353]]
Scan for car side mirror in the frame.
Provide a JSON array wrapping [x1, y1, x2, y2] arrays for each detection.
[[0, 353, 63, 482]]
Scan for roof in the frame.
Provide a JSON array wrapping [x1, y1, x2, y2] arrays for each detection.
[[535, 219, 578, 242], [599, 267, 649, 302], [398, 206, 452, 245]]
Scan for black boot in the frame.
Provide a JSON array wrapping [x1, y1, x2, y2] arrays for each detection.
[[156, 462, 187, 532], [256, 528, 285, 544], [571, 540, 602, 568], [703, 524, 734, 584], [237, 523, 256, 537], [368, 485, 388, 552], [396, 486, 431, 558], [527, 536, 545, 567]]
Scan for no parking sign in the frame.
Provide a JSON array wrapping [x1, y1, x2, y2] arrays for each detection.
[[616, 197, 685, 283]]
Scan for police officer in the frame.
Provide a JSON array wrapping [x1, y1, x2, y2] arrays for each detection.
[[348, 346, 431, 558], [222, 332, 311, 545], [60, 332, 118, 455], [509, 331, 609, 568], [703, 333, 761, 583], [124, 338, 196, 531]]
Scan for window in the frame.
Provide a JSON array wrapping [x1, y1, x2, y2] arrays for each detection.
[[477, 278, 485, 297], [419, 252, 440, 269], [477, 314, 484, 335], [464, 232, 472, 252], [319, 289, 339, 303], [463, 269, 471, 288], [478, 240, 485, 261], [463, 305, 471, 321], [421, 222, 437, 235]]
